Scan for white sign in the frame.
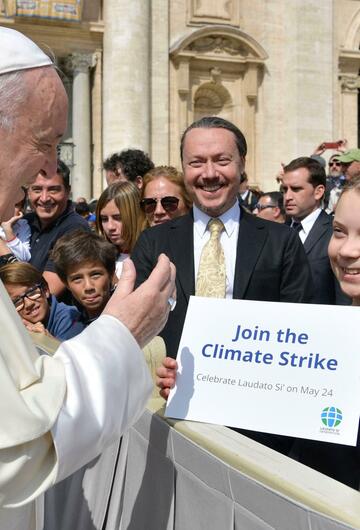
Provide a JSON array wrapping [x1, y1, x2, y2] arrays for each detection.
[[165, 297, 360, 446]]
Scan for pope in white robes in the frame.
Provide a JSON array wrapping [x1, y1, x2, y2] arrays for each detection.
[[0, 27, 175, 530]]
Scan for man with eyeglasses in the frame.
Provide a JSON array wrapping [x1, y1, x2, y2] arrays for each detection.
[[253, 191, 285, 223], [325, 154, 345, 212], [327, 149, 360, 213], [0, 27, 175, 530]]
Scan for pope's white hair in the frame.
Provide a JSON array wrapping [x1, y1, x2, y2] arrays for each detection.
[[0, 70, 29, 131]]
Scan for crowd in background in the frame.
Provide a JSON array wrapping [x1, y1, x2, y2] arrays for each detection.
[[1, 138, 359, 341], [1, 120, 360, 491]]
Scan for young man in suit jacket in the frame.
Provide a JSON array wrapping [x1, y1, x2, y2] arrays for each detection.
[[282, 157, 350, 305]]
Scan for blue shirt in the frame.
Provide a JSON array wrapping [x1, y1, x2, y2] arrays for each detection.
[[25, 201, 90, 273], [46, 295, 85, 340]]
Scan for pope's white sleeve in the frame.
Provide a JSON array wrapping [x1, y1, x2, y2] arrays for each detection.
[[51, 314, 153, 483]]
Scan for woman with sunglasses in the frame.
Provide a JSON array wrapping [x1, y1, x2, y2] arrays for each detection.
[[0, 262, 84, 340], [140, 166, 192, 227], [96, 181, 145, 278]]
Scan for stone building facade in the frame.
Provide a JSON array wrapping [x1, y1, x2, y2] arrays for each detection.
[[1, 0, 360, 198]]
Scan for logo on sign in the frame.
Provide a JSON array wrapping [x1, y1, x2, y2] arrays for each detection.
[[321, 406, 342, 428]]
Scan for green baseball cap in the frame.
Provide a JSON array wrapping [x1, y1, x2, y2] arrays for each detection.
[[338, 149, 360, 163]]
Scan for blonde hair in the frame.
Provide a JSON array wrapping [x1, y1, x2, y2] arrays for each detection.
[[96, 181, 144, 253], [142, 166, 192, 210]]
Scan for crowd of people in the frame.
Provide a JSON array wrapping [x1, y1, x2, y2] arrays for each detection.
[[1, 25, 360, 530], [2, 118, 360, 484], [2, 137, 357, 345], [2, 120, 360, 478]]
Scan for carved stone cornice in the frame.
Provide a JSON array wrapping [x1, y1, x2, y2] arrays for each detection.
[[65, 52, 96, 75], [339, 74, 360, 93], [170, 26, 268, 66], [187, 36, 250, 57]]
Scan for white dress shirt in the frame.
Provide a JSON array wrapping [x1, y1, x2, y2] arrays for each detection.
[[193, 201, 240, 298], [115, 253, 130, 278], [293, 208, 322, 244]]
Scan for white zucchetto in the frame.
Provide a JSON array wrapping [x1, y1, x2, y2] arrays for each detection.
[[0, 26, 52, 75]]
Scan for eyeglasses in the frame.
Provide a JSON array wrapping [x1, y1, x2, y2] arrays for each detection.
[[329, 161, 341, 167], [255, 203, 276, 211], [12, 283, 44, 312], [140, 196, 180, 214]]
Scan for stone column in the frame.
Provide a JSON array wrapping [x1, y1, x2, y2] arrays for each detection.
[[65, 53, 95, 200], [103, 0, 150, 157], [170, 58, 190, 168], [339, 74, 360, 148], [151, 0, 169, 164], [92, 50, 103, 199]]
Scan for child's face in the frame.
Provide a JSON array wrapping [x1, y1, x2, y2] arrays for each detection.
[[66, 261, 112, 318], [6, 282, 50, 324], [99, 199, 125, 250]]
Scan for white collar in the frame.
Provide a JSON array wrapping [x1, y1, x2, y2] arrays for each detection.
[[294, 207, 322, 235], [193, 201, 240, 238]]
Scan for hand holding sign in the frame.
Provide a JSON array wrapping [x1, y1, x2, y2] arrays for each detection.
[[165, 297, 360, 446]]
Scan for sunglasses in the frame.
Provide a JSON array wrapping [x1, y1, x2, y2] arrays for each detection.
[[140, 196, 179, 214], [329, 161, 341, 167], [12, 283, 45, 312], [255, 203, 276, 211]]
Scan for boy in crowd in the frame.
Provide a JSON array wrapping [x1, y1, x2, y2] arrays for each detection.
[[0, 262, 84, 340], [51, 229, 117, 325]]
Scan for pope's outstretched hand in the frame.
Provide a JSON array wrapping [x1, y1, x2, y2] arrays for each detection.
[[104, 253, 176, 348]]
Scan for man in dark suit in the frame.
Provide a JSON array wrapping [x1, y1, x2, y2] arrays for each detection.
[[282, 157, 350, 305], [132, 118, 313, 358], [133, 117, 315, 456]]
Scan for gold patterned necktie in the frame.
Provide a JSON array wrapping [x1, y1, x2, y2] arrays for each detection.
[[195, 218, 226, 298]]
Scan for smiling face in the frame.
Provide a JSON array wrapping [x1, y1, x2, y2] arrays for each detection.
[[28, 171, 69, 227], [66, 261, 112, 318], [328, 189, 360, 303], [99, 199, 125, 250], [0, 67, 67, 221], [5, 282, 50, 324], [182, 127, 244, 217], [143, 176, 189, 226], [282, 167, 324, 221]]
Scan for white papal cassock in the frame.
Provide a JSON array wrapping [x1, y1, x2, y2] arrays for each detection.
[[0, 280, 152, 530]]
